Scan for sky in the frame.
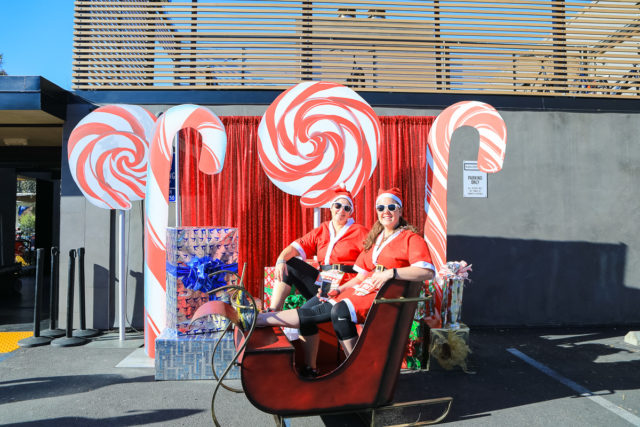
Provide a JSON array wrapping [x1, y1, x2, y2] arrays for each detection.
[[0, 0, 75, 90]]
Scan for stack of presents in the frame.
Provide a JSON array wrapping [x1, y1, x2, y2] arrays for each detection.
[[155, 227, 240, 380], [156, 226, 469, 380]]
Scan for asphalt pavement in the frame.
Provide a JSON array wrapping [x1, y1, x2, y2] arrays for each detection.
[[1, 274, 639, 426], [0, 325, 639, 426]]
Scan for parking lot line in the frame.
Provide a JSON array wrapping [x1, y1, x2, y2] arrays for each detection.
[[507, 348, 640, 426]]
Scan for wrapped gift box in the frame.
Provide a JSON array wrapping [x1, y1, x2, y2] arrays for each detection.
[[167, 227, 238, 266], [155, 328, 240, 380], [166, 227, 239, 335], [401, 282, 432, 370], [427, 324, 471, 372], [262, 259, 319, 310], [402, 319, 427, 370]]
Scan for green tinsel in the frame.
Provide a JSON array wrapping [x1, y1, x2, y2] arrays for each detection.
[[283, 294, 307, 310]]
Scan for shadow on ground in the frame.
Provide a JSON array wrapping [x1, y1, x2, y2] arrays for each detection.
[[392, 326, 640, 423], [0, 373, 154, 405], [5, 409, 203, 426]]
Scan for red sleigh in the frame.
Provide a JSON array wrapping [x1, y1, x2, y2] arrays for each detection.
[[193, 269, 452, 426]]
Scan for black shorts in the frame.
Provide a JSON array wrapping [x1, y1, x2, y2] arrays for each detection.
[[297, 296, 332, 336], [283, 257, 321, 300]]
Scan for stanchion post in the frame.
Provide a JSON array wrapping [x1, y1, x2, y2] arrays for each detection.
[[18, 248, 52, 347], [65, 249, 76, 338], [33, 248, 43, 337], [41, 247, 64, 338], [78, 247, 87, 329], [72, 247, 99, 338], [51, 247, 60, 329], [51, 249, 88, 347]]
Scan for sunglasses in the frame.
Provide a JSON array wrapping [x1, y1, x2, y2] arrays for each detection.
[[376, 203, 400, 212], [332, 202, 352, 213]]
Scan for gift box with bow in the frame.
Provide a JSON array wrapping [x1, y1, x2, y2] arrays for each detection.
[[166, 227, 239, 335]]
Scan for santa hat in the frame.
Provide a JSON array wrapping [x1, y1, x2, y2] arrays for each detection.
[[376, 187, 403, 207], [330, 185, 354, 208]]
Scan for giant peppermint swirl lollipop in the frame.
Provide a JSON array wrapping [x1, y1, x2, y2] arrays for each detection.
[[258, 81, 381, 207], [67, 104, 156, 210]]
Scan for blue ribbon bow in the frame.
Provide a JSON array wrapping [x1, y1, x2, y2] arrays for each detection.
[[168, 256, 238, 294]]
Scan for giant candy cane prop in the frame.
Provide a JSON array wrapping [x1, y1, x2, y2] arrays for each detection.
[[144, 105, 226, 357], [258, 81, 380, 209], [424, 101, 507, 315], [68, 104, 156, 341]]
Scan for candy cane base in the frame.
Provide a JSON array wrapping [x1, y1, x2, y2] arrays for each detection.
[[144, 308, 162, 358]]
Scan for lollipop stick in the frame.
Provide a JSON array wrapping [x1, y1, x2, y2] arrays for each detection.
[[118, 209, 126, 341], [313, 207, 321, 228]]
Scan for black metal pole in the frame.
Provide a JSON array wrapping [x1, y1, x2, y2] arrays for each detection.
[[51, 249, 87, 347], [78, 247, 86, 329], [65, 249, 75, 338], [41, 247, 63, 338], [18, 248, 52, 347], [33, 248, 43, 337], [73, 247, 99, 338], [50, 247, 59, 328]]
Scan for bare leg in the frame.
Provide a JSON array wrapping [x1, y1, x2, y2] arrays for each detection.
[[256, 308, 300, 328], [340, 336, 358, 356], [269, 281, 291, 311], [299, 333, 320, 369]]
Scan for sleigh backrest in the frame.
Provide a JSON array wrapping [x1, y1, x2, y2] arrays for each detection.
[[339, 278, 423, 406]]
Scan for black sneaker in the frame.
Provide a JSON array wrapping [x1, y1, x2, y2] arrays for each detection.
[[299, 365, 319, 378]]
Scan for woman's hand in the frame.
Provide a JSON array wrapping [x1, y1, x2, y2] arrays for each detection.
[[274, 259, 287, 282], [336, 273, 367, 294], [273, 245, 303, 283], [369, 269, 394, 289], [327, 288, 340, 298]]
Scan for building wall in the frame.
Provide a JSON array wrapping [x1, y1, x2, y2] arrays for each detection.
[[0, 168, 17, 268], [58, 102, 640, 329], [443, 111, 639, 326]]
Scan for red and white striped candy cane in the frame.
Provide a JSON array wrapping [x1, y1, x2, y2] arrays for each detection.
[[258, 81, 380, 207], [144, 104, 226, 357], [67, 104, 156, 209], [424, 101, 507, 316]]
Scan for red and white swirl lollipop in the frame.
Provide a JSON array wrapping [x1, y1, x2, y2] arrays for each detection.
[[143, 104, 226, 357], [425, 101, 507, 273], [67, 104, 156, 210], [258, 81, 381, 207]]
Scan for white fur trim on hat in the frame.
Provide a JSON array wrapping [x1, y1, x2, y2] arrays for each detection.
[[376, 193, 402, 207], [331, 195, 353, 208]]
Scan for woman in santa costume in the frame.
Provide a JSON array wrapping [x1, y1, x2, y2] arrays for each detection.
[[261, 186, 367, 377], [268, 186, 368, 312], [329, 187, 435, 356], [258, 188, 434, 377]]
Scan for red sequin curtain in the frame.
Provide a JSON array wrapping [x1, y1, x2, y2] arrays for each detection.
[[179, 116, 434, 298]]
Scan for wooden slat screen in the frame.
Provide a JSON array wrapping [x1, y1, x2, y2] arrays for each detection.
[[72, 0, 640, 98]]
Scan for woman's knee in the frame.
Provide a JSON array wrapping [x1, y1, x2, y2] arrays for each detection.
[[331, 302, 358, 341], [300, 296, 321, 310]]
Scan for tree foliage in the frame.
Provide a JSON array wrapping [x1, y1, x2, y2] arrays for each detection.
[[0, 54, 6, 76], [18, 211, 36, 235], [17, 178, 37, 194]]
